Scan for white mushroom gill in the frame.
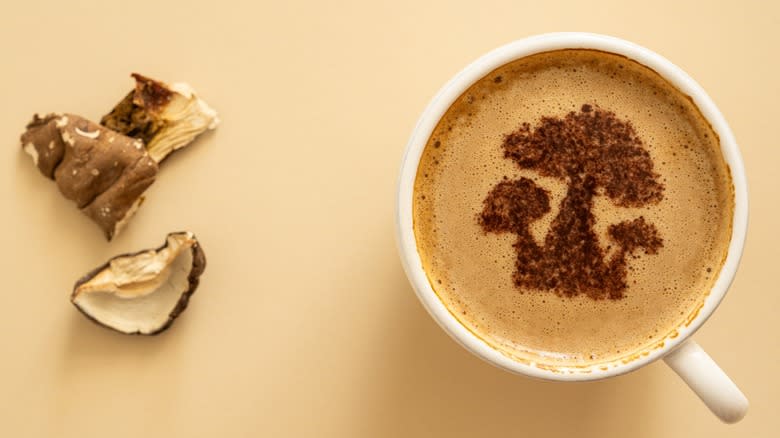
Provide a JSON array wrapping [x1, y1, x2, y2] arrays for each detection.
[[112, 196, 144, 239], [145, 82, 219, 163], [72, 232, 196, 334]]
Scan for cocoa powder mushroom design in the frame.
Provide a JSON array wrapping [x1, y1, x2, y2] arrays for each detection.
[[479, 104, 664, 299]]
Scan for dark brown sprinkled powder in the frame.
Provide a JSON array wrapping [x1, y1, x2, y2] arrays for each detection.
[[479, 104, 665, 300]]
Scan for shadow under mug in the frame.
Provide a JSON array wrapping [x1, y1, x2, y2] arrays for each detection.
[[395, 32, 748, 423]]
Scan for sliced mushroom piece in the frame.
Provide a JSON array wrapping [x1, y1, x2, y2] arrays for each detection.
[[20, 113, 158, 240], [101, 73, 219, 163], [72, 232, 206, 335]]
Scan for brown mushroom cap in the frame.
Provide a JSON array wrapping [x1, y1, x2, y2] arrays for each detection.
[[71, 232, 206, 335], [20, 113, 66, 178], [20, 113, 158, 240]]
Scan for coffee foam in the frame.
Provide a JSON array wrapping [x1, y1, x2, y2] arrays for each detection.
[[413, 49, 734, 366]]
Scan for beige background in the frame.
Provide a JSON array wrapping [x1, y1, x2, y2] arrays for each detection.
[[0, 0, 777, 437]]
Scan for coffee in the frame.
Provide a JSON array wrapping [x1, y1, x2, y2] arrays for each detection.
[[413, 49, 734, 366]]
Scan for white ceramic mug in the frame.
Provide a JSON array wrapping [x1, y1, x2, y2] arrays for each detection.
[[395, 32, 748, 423]]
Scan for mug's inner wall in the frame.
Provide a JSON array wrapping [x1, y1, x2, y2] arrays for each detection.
[[412, 49, 734, 368]]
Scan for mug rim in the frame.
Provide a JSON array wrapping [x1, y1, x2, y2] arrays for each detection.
[[395, 32, 748, 381]]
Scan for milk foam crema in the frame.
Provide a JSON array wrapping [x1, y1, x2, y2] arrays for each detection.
[[413, 49, 734, 367]]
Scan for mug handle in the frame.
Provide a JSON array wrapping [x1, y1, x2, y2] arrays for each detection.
[[663, 339, 748, 423]]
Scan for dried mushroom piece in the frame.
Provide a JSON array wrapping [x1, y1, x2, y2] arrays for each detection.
[[71, 232, 206, 335], [101, 73, 219, 163], [21, 114, 158, 240], [20, 113, 66, 178]]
